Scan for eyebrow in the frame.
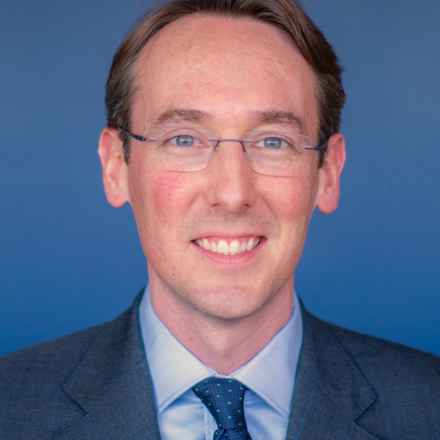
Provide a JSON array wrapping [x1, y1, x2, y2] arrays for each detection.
[[252, 110, 304, 131], [153, 108, 304, 130], [156, 108, 210, 125]]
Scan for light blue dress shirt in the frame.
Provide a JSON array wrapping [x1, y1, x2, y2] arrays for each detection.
[[139, 288, 303, 440]]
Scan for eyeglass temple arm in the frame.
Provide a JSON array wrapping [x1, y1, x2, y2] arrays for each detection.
[[119, 127, 147, 142], [304, 141, 328, 151]]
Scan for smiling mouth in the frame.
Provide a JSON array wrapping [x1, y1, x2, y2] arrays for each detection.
[[193, 237, 263, 256]]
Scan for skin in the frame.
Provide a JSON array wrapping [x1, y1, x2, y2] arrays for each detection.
[[98, 14, 345, 374]]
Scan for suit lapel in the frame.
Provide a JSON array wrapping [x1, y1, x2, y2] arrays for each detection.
[[54, 293, 162, 440], [286, 306, 380, 440]]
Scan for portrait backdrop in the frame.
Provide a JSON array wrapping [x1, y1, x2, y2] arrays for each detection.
[[1, 0, 439, 356]]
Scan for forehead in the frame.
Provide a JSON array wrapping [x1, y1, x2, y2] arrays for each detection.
[[133, 14, 318, 133]]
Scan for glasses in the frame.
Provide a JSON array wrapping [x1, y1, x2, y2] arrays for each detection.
[[120, 127, 327, 177]]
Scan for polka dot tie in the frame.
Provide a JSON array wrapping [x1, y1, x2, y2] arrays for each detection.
[[193, 377, 252, 440]]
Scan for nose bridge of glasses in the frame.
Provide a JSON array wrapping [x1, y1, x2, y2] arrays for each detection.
[[212, 138, 248, 153], [208, 138, 254, 177]]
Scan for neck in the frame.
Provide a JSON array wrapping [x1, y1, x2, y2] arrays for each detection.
[[150, 283, 294, 375]]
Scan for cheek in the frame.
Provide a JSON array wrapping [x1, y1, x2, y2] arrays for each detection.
[[129, 171, 192, 261], [263, 174, 318, 264], [151, 173, 185, 222], [266, 174, 317, 220], [128, 166, 184, 226], [145, 171, 199, 232]]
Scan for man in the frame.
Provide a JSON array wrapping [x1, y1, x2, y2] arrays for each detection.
[[1, 0, 439, 439]]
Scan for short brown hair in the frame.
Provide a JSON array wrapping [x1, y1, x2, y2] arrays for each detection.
[[105, 0, 345, 164]]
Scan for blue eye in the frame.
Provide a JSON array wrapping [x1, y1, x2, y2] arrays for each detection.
[[257, 136, 289, 150], [171, 134, 195, 148]]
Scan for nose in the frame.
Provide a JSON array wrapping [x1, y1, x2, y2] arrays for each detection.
[[206, 140, 257, 213]]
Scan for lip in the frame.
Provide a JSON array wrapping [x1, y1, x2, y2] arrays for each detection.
[[191, 236, 266, 265], [193, 233, 264, 242]]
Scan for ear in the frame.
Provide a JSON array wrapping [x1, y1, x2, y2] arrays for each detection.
[[98, 128, 130, 207], [315, 133, 346, 214]]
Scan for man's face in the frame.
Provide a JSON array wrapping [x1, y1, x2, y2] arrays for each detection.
[[100, 14, 345, 324]]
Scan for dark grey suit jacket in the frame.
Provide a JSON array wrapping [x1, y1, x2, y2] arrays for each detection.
[[1, 293, 439, 439]]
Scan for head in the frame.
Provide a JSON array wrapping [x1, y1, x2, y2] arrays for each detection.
[[105, 0, 345, 165], [99, 0, 346, 330]]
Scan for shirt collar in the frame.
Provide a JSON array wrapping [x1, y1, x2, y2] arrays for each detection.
[[139, 287, 303, 417]]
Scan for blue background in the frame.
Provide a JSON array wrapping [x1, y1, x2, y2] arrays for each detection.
[[1, 1, 439, 357]]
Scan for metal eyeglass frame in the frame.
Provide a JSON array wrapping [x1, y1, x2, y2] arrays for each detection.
[[118, 127, 328, 154]]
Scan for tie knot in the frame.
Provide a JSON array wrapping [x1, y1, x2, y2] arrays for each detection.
[[193, 377, 249, 436]]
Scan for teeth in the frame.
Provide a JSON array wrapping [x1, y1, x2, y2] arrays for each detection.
[[246, 238, 258, 251], [217, 240, 229, 254], [196, 238, 261, 255], [229, 240, 240, 254]]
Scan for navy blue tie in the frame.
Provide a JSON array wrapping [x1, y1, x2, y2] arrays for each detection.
[[193, 377, 252, 440]]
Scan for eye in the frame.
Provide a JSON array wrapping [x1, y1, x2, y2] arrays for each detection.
[[256, 136, 291, 150], [168, 134, 196, 148]]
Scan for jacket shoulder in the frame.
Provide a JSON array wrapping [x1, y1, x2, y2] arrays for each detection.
[[0, 308, 132, 435], [331, 319, 439, 378], [309, 312, 440, 382], [0, 307, 131, 380], [308, 312, 440, 431]]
